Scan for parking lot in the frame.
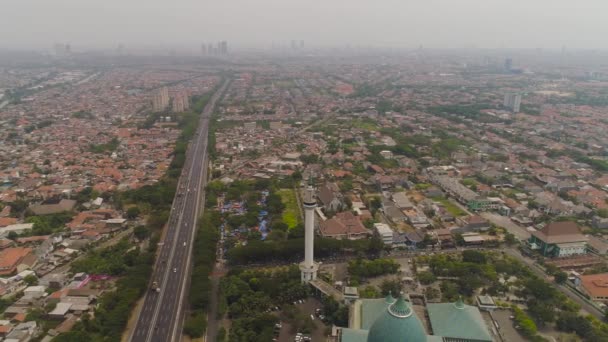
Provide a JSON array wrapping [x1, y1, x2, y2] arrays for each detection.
[[277, 298, 327, 342], [490, 309, 525, 342]]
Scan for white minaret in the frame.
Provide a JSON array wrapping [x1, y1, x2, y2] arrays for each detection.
[[300, 178, 319, 283]]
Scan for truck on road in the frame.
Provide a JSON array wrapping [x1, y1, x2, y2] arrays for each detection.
[[152, 281, 160, 293]]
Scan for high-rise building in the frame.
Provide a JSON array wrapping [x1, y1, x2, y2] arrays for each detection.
[[243, 122, 257, 132], [172, 91, 189, 112], [300, 180, 319, 283], [504, 93, 521, 113], [53, 43, 71, 56], [201, 43, 207, 55], [152, 87, 169, 112], [300, 40, 304, 49], [291, 40, 297, 50], [219, 41, 228, 55], [504, 58, 513, 72]]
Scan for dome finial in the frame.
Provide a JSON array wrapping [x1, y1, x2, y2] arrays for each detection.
[[388, 293, 412, 318], [454, 296, 465, 309], [385, 291, 395, 304]]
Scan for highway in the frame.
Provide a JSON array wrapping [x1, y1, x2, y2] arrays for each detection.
[[130, 80, 229, 342]]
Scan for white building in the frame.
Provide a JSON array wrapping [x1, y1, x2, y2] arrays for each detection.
[[504, 93, 522, 113], [374, 223, 394, 246], [23, 286, 46, 299]]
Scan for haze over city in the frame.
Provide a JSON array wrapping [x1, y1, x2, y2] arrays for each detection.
[[2, 2, 608, 342], [1, 0, 608, 50]]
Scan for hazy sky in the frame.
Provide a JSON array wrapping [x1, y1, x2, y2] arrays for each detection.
[[1, 0, 607, 50]]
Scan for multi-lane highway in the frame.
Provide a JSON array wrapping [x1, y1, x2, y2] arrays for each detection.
[[130, 80, 229, 342]]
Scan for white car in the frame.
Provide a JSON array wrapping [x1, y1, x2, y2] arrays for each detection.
[[173, 268, 177, 273], [183, 242, 187, 247]]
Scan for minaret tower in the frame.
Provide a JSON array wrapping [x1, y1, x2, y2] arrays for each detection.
[[300, 177, 319, 283]]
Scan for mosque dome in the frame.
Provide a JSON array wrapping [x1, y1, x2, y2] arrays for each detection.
[[367, 295, 427, 342]]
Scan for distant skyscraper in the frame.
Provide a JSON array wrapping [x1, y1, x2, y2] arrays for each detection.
[[152, 87, 169, 112], [504, 58, 513, 72], [53, 43, 71, 56], [504, 93, 521, 113], [219, 41, 228, 55], [300, 40, 304, 49], [291, 40, 297, 50], [201, 43, 207, 55]]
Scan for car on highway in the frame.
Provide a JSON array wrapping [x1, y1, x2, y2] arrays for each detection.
[[183, 242, 187, 247], [173, 268, 177, 273]]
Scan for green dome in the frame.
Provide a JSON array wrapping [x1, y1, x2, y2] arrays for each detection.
[[367, 296, 427, 342]]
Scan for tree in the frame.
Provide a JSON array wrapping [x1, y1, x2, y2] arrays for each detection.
[[183, 313, 206, 338], [424, 287, 440, 300], [359, 286, 381, 298], [133, 226, 150, 240], [504, 232, 516, 246], [7, 231, 18, 240], [380, 279, 402, 296], [271, 221, 289, 232], [216, 327, 226, 342], [126, 206, 141, 219], [417, 271, 436, 285], [23, 274, 38, 286], [266, 230, 286, 241], [367, 233, 385, 257], [554, 271, 568, 284], [462, 250, 487, 264], [513, 306, 538, 337], [528, 299, 555, 324]]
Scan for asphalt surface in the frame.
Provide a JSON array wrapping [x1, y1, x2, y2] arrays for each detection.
[[129, 81, 229, 342]]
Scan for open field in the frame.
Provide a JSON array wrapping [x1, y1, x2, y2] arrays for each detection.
[[278, 188, 301, 229], [432, 197, 467, 217]]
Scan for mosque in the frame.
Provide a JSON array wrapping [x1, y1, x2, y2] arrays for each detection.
[[339, 293, 493, 342]]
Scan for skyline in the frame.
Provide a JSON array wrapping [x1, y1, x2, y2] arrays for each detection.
[[1, 0, 608, 50]]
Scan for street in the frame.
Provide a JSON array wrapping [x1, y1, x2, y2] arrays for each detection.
[[128, 80, 229, 342]]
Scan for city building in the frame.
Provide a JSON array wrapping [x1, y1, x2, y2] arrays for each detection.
[[339, 294, 492, 342], [575, 273, 608, 302], [0, 247, 34, 276], [243, 122, 257, 132], [319, 211, 370, 240], [528, 221, 587, 257], [172, 91, 189, 112], [152, 87, 169, 112], [300, 180, 319, 283], [504, 58, 512, 71], [373, 223, 394, 246], [504, 93, 521, 113], [219, 41, 228, 55]]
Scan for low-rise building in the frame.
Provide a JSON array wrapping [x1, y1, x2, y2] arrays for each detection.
[[319, 212, 370, 239], [373, 223, 394, 246], [0, 247, 35, 276], [576, 273, 608, 302], [592, 216, 608, 229], [528, 221, 587, 258]]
